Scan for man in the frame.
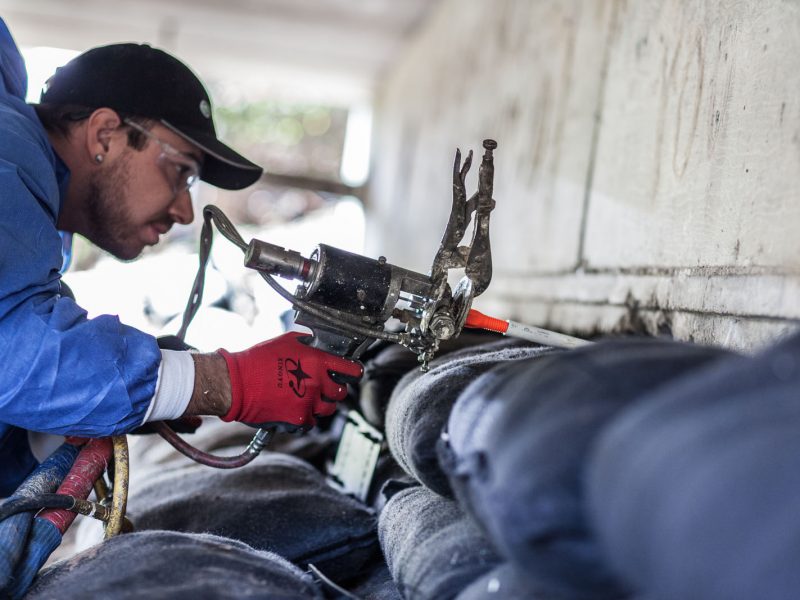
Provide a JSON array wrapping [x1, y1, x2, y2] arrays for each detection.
[[0, 18, 362, 495]]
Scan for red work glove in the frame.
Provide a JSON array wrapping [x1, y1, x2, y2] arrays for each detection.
[[218, 332, 363, 431]]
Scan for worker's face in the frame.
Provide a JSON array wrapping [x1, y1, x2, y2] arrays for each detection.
[[85, 123, 202, 260]]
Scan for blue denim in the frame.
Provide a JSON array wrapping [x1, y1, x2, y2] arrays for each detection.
[[455, 563, 544, 600], [386, 339, 553, 496], [588, 331, 800, 600], [448, 338, 732, 599]]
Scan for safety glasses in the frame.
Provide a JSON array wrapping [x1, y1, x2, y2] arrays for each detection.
[[124, 119, 201, 197]]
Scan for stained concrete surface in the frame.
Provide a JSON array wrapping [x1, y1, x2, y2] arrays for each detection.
[[368, 0, 800, 350]]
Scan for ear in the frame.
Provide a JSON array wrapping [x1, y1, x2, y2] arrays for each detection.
[[83, 108, 124, 164]]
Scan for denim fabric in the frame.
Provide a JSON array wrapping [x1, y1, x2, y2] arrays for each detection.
[[378, 485, 500, 600], [460, 338, 732, 599], [587, 331, 800, 600], [25, 531, 323, 599], [386, 339, 552, 496], [126, 452, 377, 581], [455, 563, 547, 600], [438, 355, 554, 525]]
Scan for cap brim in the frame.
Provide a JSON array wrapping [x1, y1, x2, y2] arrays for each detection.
[[162, 121, 263, 190]]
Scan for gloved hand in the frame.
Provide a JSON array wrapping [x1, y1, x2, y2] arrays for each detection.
[[218, 332, 363, 431]]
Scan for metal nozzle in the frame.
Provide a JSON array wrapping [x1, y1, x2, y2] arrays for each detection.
[[245, 238, 316, 282]]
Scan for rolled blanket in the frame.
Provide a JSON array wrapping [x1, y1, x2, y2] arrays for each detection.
[[378, 485, 500, 600], [458, 338, 731, 599], [26, 530, 323, 599], [386, 339, 553, 496], [587, 331, 800, 600], [127, 452, 377, 581]]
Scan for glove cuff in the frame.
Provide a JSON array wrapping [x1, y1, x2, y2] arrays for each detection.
[[218, 349, 243, 422]]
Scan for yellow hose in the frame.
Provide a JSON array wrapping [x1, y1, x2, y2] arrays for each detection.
[[104, 435, 129, 539]]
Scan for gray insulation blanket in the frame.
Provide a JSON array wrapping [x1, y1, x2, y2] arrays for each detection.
[[126, 452, 377, 580], [26, 530, 323, 599], [587, 331, 800, 600], [385, 339, 553, 496], [378, 485, 500, 600], [450, 338, 732, 600]]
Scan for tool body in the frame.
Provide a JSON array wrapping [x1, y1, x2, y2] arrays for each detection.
[[210, 139, 501, 369]]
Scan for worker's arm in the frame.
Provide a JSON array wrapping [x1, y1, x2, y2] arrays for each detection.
[[185, 352, 231, 417], [0, 152, 163, 437]]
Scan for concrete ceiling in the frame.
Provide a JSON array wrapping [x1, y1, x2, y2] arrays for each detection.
[[2, 0, 439, 105]]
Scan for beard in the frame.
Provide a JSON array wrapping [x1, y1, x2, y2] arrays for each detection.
[[84, 158, 142, 261]]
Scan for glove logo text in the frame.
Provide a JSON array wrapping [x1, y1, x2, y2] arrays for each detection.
[[286, 358, 312, 398]]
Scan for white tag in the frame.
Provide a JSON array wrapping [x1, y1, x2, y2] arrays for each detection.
[[329, 410, 383, 501]]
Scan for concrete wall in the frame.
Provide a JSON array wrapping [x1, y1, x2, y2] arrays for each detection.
[[367, 0, 800, 351]]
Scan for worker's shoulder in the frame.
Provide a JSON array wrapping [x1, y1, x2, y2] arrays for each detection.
[[0, 97, 52, 165], [0, 96, 59, 207], [0, 17, 27, 101]]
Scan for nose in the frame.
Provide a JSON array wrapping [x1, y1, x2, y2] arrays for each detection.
[[169, 188, 194, 225]]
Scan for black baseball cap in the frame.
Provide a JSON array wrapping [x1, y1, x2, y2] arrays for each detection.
[[39, 43, 263, 190]]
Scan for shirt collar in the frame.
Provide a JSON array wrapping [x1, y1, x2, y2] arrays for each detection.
[[52, 152, 73, 273], [53, 150, 71, 214]]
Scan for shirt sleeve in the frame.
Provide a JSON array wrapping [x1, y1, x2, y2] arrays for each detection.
[[0, 160, 161, 437], [142, 349, 194, 423]]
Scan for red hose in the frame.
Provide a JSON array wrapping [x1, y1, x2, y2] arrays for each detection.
[[153, 422, 271, 469], [38, 438, 112, 534]]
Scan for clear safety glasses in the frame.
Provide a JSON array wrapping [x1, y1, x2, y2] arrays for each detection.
[[124, 119, 201, 197]]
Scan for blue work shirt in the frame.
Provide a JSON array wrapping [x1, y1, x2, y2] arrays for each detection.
[[0, 19, 161, 495]]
